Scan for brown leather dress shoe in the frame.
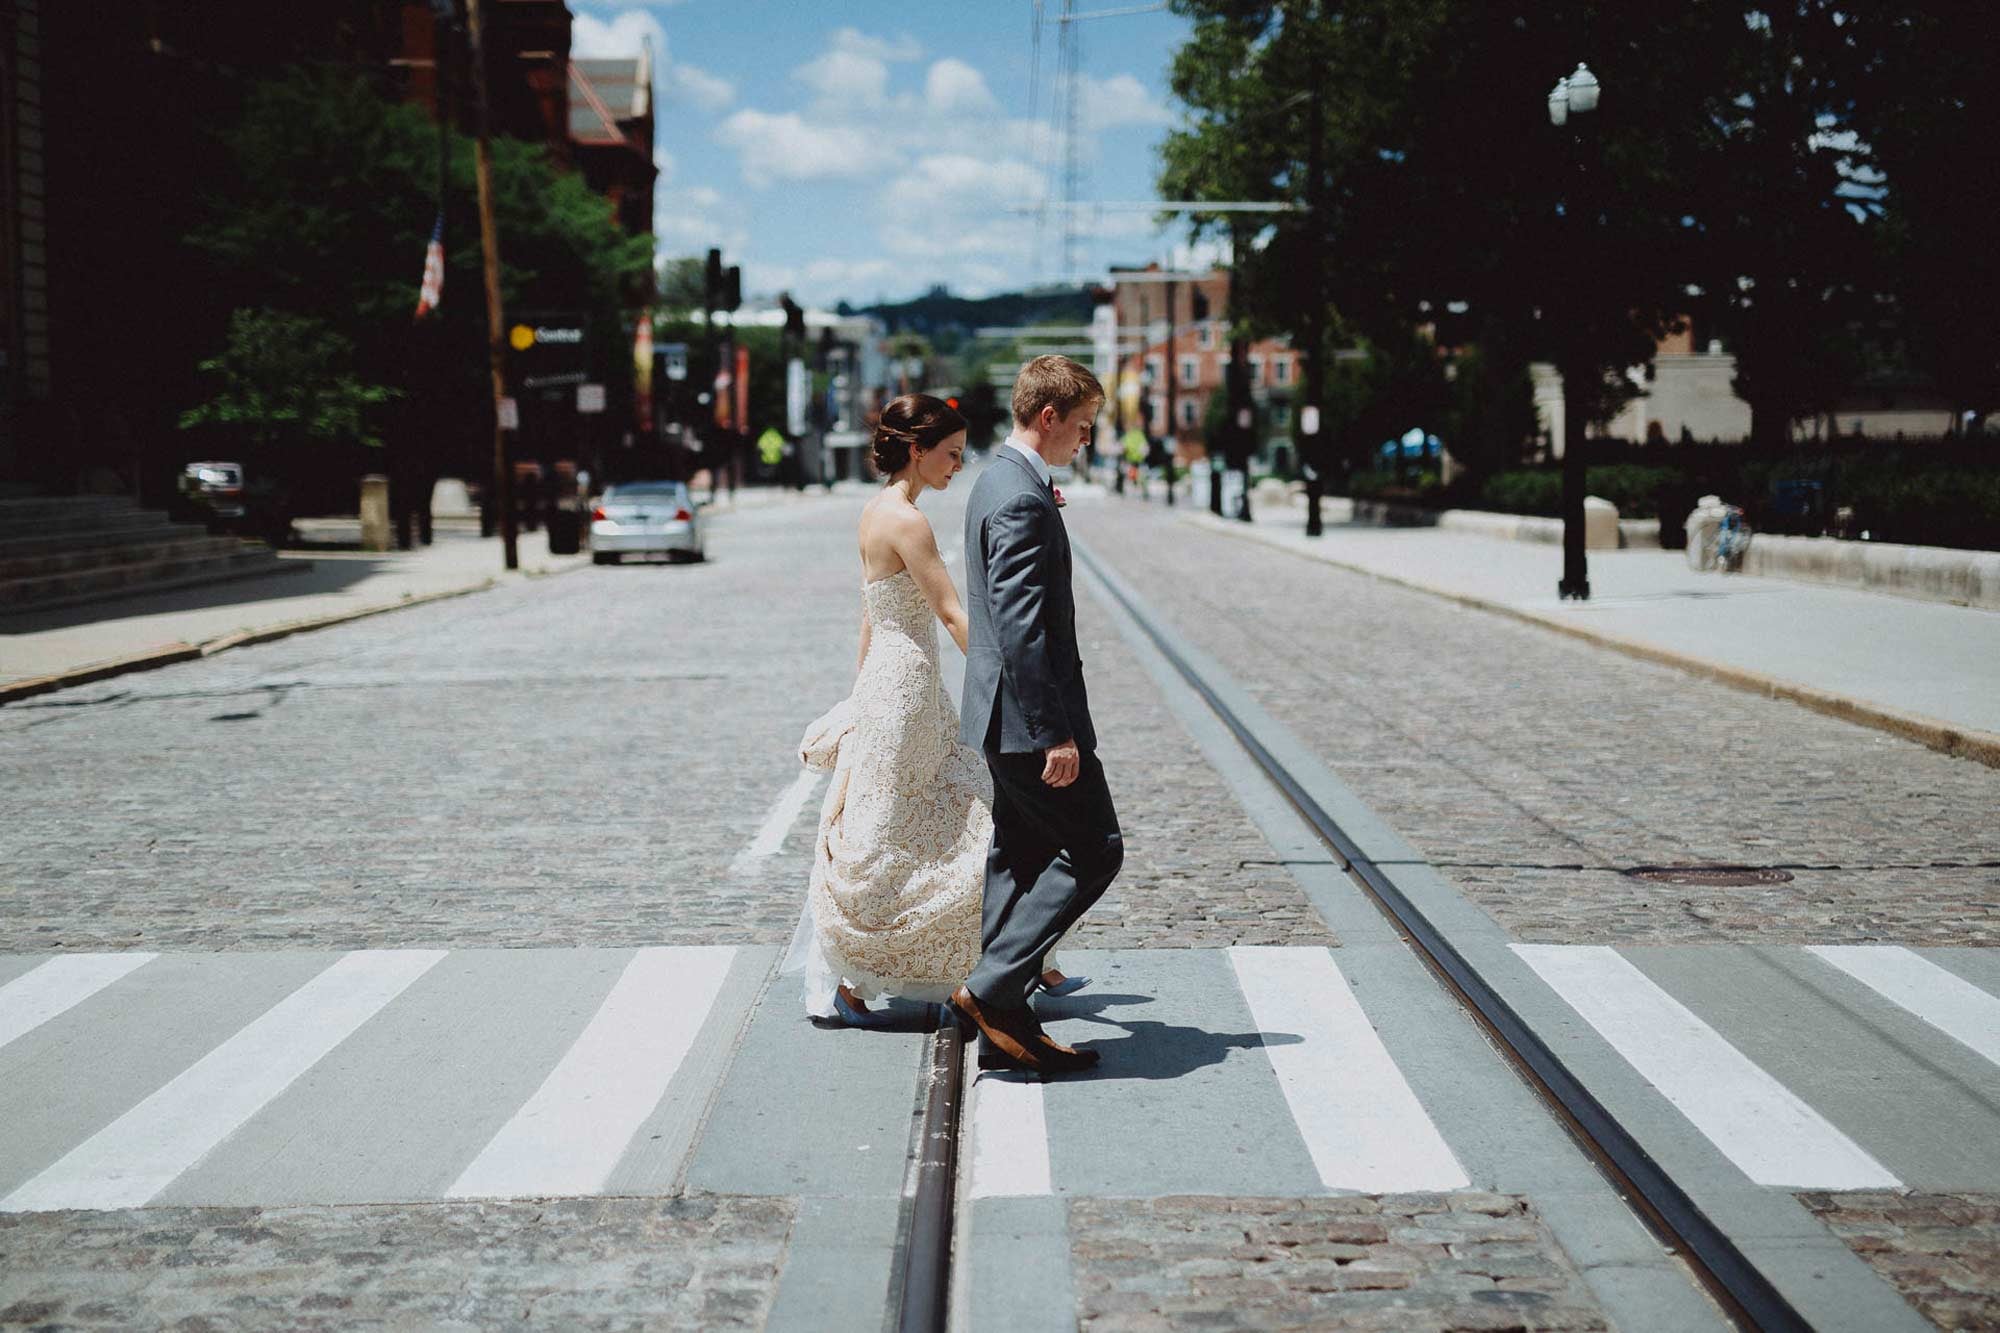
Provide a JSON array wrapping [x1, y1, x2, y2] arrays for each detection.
[[953, 987, 1099, 1074]]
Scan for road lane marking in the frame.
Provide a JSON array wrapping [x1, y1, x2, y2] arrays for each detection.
[[446, 945, 736, 1199], [1807, 945, 2000, 1068], [0, 953, 157, 1053], [1513, 944, 1901, 1189], [968, 1071, 1052, 1199], [1228, 946, 1469, 1192], [2, 949, 444, 1213], [730, 769, 825, 874]]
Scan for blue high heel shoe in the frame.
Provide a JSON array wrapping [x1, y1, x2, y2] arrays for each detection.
[[1032, 974, 1090, 998], [831, 991, 900, 1029]]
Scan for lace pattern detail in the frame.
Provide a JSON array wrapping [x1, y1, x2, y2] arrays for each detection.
[[803, 570, 991, 1008]]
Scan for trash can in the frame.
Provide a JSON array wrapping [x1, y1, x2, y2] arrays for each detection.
[[546, 505, 583, 555]]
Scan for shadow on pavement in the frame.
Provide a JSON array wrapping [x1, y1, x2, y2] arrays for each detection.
[[1039, 990, 1303, 1082]]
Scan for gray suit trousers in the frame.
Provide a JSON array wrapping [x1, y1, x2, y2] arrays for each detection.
[[965, 747, 1124, 1007]]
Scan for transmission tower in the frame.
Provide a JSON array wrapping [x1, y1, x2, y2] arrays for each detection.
[[1057, 0, 1085, 276]]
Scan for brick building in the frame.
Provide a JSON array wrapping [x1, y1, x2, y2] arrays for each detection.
[[1110, 264, 1301, 462], [1, 0, 655, 498]]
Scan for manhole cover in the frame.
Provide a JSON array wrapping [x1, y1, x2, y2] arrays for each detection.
[[1624, 865, 1795, 887]]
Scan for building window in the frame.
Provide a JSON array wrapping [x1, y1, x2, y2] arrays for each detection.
[[1145, 356, 1163, 387], [1274, 356, 1292, 385], [1272, 403, 1292, 427], [1180, 355, 1200, 386], [1248, 355, 1264, 386], [1179, 399, 1199, 428], [1197, 326, 1214, 350]]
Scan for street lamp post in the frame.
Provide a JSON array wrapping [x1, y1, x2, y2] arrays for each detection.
[[1549, 62, 1599, 602]]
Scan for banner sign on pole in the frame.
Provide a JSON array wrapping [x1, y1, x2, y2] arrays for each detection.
[[786, 357, 808, 437], [577, 383, 605, 414]]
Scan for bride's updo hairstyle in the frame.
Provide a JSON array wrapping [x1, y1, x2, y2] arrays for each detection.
[[872, 393, 966, 476]]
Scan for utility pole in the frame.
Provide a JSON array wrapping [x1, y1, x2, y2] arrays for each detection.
[[1301, 43, 1328, 538], [1226, 232, 1253, 522], [464, 0, 516, 570], [1162, 277, 1177, 506]]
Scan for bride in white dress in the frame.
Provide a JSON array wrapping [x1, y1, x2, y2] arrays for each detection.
[[792, 395, 1082, 1025]]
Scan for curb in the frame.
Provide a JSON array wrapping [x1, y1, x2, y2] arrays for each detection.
[[1184, 510, 2000, 770], [0, 560, 587, 706]]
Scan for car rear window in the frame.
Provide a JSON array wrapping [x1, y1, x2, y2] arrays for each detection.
[[606, 483, 687, 500]]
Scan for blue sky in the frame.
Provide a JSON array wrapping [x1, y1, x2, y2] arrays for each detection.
[[569, 2, 1203, 308]]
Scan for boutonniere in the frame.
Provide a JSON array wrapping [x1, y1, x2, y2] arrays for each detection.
[[1052, 485, 1067, 508]]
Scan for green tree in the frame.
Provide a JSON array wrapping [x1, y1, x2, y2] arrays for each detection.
[[186, 65, 653, 477], [179, 308, 395, 450]]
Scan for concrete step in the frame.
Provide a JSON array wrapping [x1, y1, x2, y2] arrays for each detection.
[[0, 494, 133, 522], [0, 518, 209, 561], [0, 504, 180, 543], [0, 533, 248, 582], [0, 545, 300, 614]]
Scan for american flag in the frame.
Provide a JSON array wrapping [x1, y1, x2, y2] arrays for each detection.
[[413, 212, 444, 319]]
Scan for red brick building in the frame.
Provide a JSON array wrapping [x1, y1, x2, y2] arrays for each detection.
[[1110, 264, 1301, 460]]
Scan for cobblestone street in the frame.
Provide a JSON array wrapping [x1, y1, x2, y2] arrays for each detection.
[[1078, 499, 2000, 947], [3, 474, 1995, 1330]]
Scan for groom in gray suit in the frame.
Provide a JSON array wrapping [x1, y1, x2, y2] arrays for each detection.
[[951, 355, 1123, 1075]]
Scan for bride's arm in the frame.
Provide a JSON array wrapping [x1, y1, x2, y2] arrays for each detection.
[[895, 512, 970, 655], [855, 602, 873, 677]]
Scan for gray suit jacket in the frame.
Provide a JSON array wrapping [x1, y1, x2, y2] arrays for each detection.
[[959, 447, 1096, 755]]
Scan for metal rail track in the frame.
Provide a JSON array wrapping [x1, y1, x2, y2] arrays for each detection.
[[1075, 543, 1807, 1333], [886, 542, 1814, 1332]]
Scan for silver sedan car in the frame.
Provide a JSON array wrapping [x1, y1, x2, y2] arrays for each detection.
[[589, 481, 706, 564]]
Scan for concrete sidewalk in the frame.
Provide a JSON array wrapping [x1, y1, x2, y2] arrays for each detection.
[[0, 522, 587, 699], [1173, 500, 2000, 763], [0, 486, 838, 700]]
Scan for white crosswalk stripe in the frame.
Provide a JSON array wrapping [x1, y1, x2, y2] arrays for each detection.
[[1513, 944, 1902, 1189], [447, 945, 737, 1199], [0, 953, 157, 1053], [1807, 945, 2000, 1069], [968, 1071, 1052, 1199], [9, 943, 1991, 1214], [3, 950, 446, 1213], [1229, 946, 1470, 1193]]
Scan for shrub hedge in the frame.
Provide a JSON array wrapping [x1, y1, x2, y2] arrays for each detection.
[[1338, 438, 2000, 552]]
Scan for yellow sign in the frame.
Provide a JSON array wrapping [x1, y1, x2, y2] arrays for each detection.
[[509, 324, 535, 351]]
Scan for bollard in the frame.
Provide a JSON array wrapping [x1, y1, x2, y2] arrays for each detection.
[[360, 474, 392, 552]]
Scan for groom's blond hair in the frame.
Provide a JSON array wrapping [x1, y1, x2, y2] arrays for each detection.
[[1012, 355, 1104, 428]]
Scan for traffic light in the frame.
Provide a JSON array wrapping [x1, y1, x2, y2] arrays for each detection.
[[705, 248, 723, 310], [723, 265, 741, 313], [781, 293, 806, 340]]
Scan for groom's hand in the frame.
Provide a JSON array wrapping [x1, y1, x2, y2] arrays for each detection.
[[1041, 739, 1081, 788]]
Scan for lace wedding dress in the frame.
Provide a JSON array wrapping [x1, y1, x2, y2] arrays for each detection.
[[791, 569, 992, 1017]]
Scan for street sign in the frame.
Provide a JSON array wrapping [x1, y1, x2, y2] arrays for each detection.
[[660, 342, 688, 381], [1301, 405, 1321, 436], [577, 383, 605, 414], [509, 313, 589, 389], [497, 397, 519, 430]]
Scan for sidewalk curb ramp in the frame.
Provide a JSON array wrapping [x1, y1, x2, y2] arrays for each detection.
[[0, 567, 581, 706], [1185, 510, 2000, 770]]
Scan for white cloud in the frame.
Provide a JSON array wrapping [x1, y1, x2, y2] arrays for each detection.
[[1082, 73, 1172, 131], [878, 154, 1047, 262], [797, 47, 891, 108], [925, 58, 997, 115], [830, 28, 923, 63], [795, 27, 923, 110], [571, 10, 734, 113], [716, 109, 894, 186], [663, 61, 735, 113]]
